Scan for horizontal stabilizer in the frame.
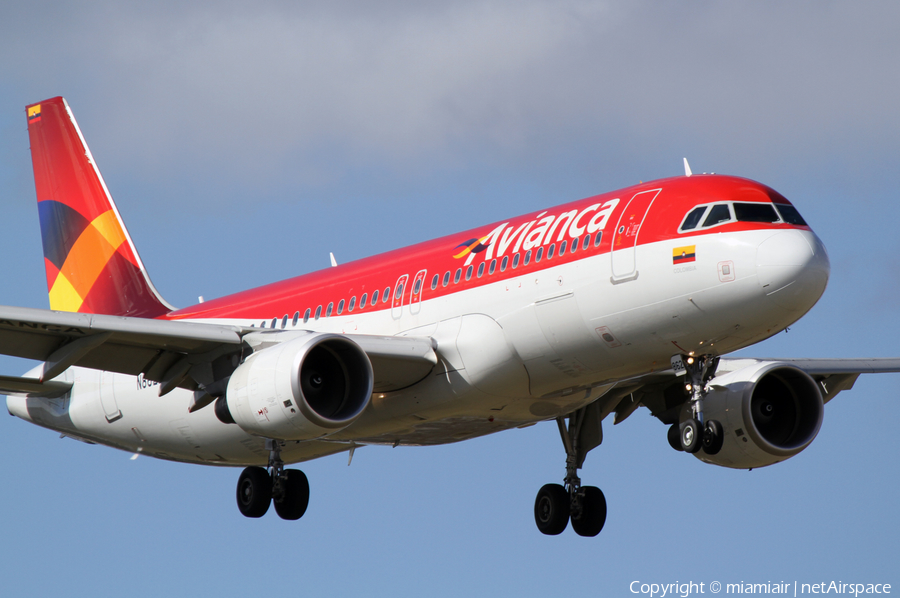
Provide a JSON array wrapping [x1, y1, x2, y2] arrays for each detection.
[[0, 305, 245, 389], [0, 375, 72, 398]]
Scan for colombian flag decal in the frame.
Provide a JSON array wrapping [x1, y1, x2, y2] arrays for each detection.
[[673, 245, 696, 264], [27, 104, 41, 123]]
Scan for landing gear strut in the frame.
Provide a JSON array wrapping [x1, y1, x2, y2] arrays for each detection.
[[673, 354, 724, 455], [236, 440, 309, 520], [534, 403, 607, 537]]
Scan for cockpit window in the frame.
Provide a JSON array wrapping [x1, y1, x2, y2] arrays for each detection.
[[702, 204, 732, 227], [680, 206, 706, 231], [734, 202, 779, 223], [774, 203, 807, 226]]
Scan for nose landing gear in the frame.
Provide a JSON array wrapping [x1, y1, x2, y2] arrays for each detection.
[[534, 404, 607, 537], [235, 440, 310, 520], [671, 354, 724, 455]]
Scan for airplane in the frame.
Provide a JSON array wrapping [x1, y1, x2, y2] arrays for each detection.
[[5, 96, 899, 536]]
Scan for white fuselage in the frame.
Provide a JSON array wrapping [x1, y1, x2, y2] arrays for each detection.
[[7, 227, 829, 466]]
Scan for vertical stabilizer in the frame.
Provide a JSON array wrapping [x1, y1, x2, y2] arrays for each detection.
[[26, 97, 173, 317]]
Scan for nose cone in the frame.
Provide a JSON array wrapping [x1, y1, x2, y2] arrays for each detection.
[[756, 230, 830, 313]]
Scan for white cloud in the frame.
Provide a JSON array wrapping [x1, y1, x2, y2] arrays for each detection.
[[2, 1, 899, 190]]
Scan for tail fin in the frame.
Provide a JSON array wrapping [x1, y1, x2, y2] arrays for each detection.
[[25, 97, 173, 318]]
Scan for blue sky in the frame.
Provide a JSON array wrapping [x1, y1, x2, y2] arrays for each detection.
[[1, 2, 898, 596]]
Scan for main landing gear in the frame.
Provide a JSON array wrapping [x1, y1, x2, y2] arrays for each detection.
[[668, 354, 724, 455], [534, 404, 607, 537], [236, 440, 310, 520]]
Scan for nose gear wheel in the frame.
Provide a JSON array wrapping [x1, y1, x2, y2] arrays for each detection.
[[671, 354, 724, 456]]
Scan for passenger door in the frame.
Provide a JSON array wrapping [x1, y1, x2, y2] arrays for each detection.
[[409, 270, 427, 316], [391, 274, 409, 320], [610, 189, 661, 282]]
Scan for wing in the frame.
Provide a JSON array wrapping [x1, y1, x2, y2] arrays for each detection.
[[729, 357, 900, 402], [582, 356, 900, 429], [0, 305, 436, 398]]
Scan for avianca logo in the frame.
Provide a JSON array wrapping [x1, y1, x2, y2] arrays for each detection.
[[453, 236, 491, 260], [454, 198, 620, 265]]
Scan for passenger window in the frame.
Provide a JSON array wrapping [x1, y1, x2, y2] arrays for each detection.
[[703, 204, 731, 227], [414, 278, 422, 294], [315, 306, 322, 320], [594, 232, 602, 247], [681, 206, 707, 231], [477, 262, 485, 278], [349, 297, 356, 312], [500, 256, 508, 272], [431, 274, 439, 290], [442, 271, 450, 287], [734, 202, 779, 223], [383, 288, 389, 302], [303, 309, 310, 323], [536, 247, 543, 262], [282, 315, 288, 329], [774, 203, 807, 225], [525, 249, 532, 265], [560, 240, 567, 255], [292, 311, 299, 327], [338, 299, 345, 314], [361, 293, 368, 308], [548, 244, 556, 259], [454, 268, 462, 284], [395, 284, 403, 299], [260, 320, 266, 328], [465, 265, 473, 281], [326, 302, 333, 317], [512, 253, 520, 268], [489, 259, 497, 274], [271, 318, 277, 328], [582, 235, 590, 250], [571, 237, 578, 253]]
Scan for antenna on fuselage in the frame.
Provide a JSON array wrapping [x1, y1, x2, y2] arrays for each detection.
[[683, 158, 693, 177], [330, 252, 338, 267]]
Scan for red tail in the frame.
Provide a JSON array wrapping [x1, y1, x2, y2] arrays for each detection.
[[26, 97, 173, 317]]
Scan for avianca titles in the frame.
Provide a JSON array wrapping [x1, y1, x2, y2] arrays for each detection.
[[5, 96, 899, 536]]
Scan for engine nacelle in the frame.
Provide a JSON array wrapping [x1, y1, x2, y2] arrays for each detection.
[[692, 361, 824, 469], [221, 333, 373, 440]]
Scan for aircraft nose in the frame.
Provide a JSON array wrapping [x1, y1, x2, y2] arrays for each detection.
[[756, 229, 830, 313]]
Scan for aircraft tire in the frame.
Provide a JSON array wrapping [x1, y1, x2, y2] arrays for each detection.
[[680, 419, 703, 454], [534, 483, 570, 535], [571, 486, 607, 537], [667, 423, 684, 452], [237, 466, 272, 518], [273, 469, 310, 520], [702, 419, 724, 455]]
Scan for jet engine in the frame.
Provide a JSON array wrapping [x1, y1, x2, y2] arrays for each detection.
[[217, 333, 374, 440], [691, 361, 824, 469]]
